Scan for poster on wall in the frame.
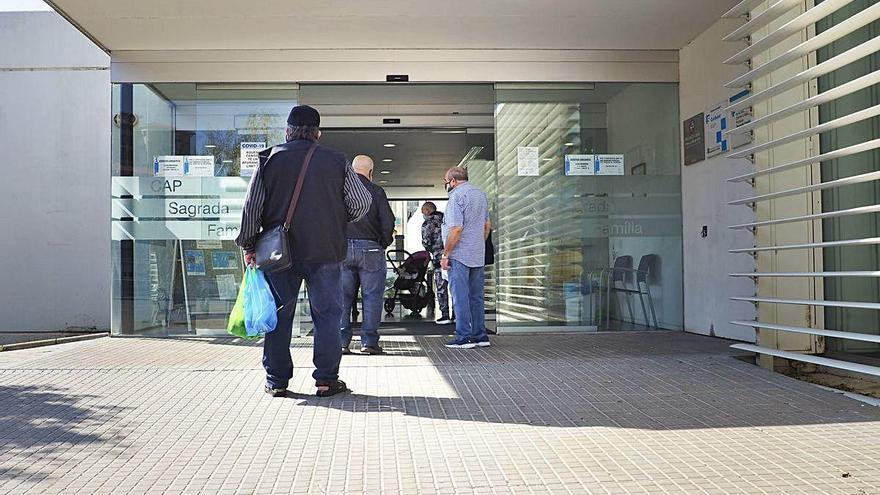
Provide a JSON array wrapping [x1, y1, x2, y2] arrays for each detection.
[[683, 113, 706, 166], [185, 155, 216, 177], [211, 251, 239, 271], [564, 154, 594, 176], [154, 156, 184, 177], [516, 146, 540, 176], [240, 142, 266, 176], [216, 274, 238, 300], [184, 249, 206, 276]]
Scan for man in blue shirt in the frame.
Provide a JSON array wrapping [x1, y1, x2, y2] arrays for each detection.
[[440, 167, 491, 348]]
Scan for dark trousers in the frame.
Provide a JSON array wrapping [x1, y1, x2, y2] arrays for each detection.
[[341, 239, 386, 348], [264, 262, 343, 388]]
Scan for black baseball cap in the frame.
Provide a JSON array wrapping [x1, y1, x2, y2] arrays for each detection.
[[287, 105, 321, 127]]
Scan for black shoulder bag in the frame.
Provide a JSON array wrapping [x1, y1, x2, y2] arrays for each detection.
[[254, 142, 318, 273]]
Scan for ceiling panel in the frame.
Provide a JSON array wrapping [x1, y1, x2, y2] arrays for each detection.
[[49, 0, 739, 52]]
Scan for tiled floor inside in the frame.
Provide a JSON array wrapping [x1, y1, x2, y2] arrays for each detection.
[[1, 332, 879, 494]]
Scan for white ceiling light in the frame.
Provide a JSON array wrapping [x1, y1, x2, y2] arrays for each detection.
[[379, 180, 389, 184], [383, 143, 397, 148], [382, 158, 393, 162], [380, 170, 391, 174], [204, 144, 217, 149]]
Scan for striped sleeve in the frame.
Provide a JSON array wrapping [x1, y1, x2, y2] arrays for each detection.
[[343, 164, 372, 222], [235, 166, 266, 253]]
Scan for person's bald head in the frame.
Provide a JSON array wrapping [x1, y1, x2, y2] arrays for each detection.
[[352, 155, 374, 181]]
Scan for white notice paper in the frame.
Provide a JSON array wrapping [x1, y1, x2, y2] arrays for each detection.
[[516, 147, 540, 176], [595, 155, 624, 176], [185, 155, 215, 177], [240, 142, 266, 177], [564, 155, 595, 176], [154, 156, 184, 177]]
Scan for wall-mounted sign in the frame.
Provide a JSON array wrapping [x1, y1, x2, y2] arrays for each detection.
[[727, 89, 753, 149], [564, 154, 625, 176], [683, 113, 706, 166], [705, 104, 728, 158], [706, 89, 754, 158], [240, 142, 266, 176], [516, 146, 540, 176]]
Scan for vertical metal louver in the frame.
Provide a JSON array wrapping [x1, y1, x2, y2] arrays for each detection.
[[723, 0, 880, 376]]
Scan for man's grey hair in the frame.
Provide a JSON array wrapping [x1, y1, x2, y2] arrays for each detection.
[[286, 124, 320, 142], [446, 166, 469, 181], [422, 201, 437, 213]]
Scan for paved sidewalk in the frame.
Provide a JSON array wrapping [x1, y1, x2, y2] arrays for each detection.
[[1, 332, 879, 494]]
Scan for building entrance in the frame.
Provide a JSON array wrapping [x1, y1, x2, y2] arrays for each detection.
[[110, 82, 684, 337]]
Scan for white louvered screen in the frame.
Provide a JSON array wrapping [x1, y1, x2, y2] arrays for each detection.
[[723, 0, 880, 376]]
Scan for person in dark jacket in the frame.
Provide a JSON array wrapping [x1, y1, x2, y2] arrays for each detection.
[[235, 105, 371, 398], [421, 202, 452, 324], [340, 155, 395, 355]]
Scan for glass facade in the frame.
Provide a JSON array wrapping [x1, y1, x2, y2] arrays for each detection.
[[485, 84, 683, 330], [111, 82, 683, 335], [111, 84, 298, 335]]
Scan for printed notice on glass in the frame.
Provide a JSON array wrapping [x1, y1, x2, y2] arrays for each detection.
[[595, 155, 625, 176], [185, 155, 215, 177], [564, 155, 595, 176], [516, 146, 540, 176], [216, 273, 238, 300], [240, 142, 266, 176], [154, 156, 184, 177]]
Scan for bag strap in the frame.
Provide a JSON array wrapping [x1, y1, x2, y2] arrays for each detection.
[[282, 142, 318, 232]]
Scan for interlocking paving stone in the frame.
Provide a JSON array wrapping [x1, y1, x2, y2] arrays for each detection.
[[1, 332, 879, 494]]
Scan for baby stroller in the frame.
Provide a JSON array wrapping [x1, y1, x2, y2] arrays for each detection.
[[384, 250, 432, 317]]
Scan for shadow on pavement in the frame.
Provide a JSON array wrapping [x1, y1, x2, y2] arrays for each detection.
[[0, 386, 128, 480]]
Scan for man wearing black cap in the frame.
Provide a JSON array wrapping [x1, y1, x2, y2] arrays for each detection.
[[236, 105, 372, 398]]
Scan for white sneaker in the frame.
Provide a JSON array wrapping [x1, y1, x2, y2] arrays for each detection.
[[435, 317, 453, 325]]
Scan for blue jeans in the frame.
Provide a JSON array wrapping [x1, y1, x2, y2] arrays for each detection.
[[448, 259, 487, 342], [264, 262, 343, 388], [340, 239, 386, 348]]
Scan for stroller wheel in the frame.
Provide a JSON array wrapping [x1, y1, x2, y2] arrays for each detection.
[[384, 298, 396, 316]]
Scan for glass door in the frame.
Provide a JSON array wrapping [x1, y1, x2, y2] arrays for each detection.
[[491, 84, 684, 332]]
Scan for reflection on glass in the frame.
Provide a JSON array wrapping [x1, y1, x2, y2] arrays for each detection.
[[492, 84, 683, 330], [110, 84, 298, 336]]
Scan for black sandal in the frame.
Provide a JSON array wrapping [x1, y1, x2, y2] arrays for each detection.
[[315, 379, 347, 397]]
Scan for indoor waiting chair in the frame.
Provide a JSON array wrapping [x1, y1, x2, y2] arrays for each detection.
[[607, 254, 660, 329], [601, 255, 637, 329]]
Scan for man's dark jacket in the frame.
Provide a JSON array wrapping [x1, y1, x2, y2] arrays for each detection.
[[346, 174, 395, 248], [257, 140, 350, 263]]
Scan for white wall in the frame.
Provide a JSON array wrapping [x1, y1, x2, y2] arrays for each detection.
[[679, 19, 757, 342], [0, 12, 110, 331]]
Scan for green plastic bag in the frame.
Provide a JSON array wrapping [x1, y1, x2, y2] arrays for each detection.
[[226, 273, 251, 339]]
